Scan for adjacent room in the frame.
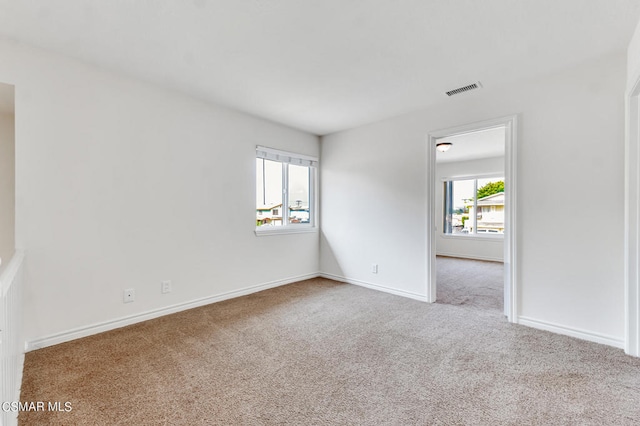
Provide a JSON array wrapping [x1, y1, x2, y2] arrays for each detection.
[[2, 1, 640, 424], [435, 126, 506, 313]]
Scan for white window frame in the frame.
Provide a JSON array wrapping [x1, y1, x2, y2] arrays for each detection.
[[441, 173, 504, 239], [255, 146, 318, 236]]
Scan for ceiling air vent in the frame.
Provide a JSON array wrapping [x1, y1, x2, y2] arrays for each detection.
[[446, 81, 482, 97]]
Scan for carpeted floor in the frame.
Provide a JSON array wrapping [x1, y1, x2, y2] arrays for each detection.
[[436, 256, 504, 312], [19, 276, 640, 425]]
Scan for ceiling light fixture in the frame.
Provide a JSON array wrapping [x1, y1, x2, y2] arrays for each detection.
[[436, 142, 452, 152]]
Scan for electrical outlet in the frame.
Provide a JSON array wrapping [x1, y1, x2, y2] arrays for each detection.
[[161, 280, 172, 294], [123, 288, 135, 303], [372, 263, 378, 274]]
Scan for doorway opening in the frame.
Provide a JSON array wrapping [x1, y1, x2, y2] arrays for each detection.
[[0, 81, 15, 273], [625, 78, 640, 356], [435, 127, 505, 313], [426, 116, 518, 322]]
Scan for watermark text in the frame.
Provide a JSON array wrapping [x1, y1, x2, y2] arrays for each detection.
[[1, 401, 72, 412]]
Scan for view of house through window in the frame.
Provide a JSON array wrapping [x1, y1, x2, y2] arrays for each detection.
[[256, 147, 316, 229], [443, 177, 505, 235], [288, 164, 310, 224], [256, 158, 284, 226]]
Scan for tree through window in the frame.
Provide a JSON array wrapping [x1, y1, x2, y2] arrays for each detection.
[[443, 177, 505, 235]]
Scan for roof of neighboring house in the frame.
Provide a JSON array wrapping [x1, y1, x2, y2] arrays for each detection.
[[256, 203, 283, 211], [477, 192, 504, 206]]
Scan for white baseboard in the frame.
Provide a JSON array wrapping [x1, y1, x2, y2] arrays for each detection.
[[25, 272, 320, 351], [319, 272, 429, 302], [518, 316, 624, 349], [29, 272, 623, 353], [436, 252, 503, 262]]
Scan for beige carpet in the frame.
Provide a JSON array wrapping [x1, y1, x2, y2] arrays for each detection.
[[19, 277, 640, 425], [436, 256, 503, 312]]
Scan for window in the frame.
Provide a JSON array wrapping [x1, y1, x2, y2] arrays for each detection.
[[443, 176, 504, 236], [256, 146, 318, 234]]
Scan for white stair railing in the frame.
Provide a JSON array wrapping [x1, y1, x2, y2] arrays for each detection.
[[0, 251, 25, 426]]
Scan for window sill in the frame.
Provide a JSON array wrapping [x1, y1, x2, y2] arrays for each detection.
[[255, 226, 318, 237], [439, 234, 504, 241]]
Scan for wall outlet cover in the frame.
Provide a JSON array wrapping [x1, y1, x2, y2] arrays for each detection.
[[123, 288, 135, 303]]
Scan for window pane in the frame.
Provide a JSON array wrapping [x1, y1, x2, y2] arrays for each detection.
[[476, 177, 505, 234], [444, 179, 474, 234], [256, 159, 283, 227], [288, 164, 310, 224]]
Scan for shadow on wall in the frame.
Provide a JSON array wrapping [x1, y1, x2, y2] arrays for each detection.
[[0, 81, 15, 274], [319, 231, 345, 280]]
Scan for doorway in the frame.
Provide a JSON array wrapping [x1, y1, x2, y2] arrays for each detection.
[[426, 115, 518, 322], [626, 79, 640, 356], [435, 127, 505, 313], [0, 81, 15, 272]]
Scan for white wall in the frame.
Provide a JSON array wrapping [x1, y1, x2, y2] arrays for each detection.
[[0, 111, 14, 272], [321, 51, 627, 344], [436, 156, 504, 262], [0, 38, 320, 346]]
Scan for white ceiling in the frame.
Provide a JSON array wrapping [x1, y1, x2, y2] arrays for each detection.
[[0, 1, 638, 135], [0, 82, 14, 114], [436, 127, 505, 164]]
